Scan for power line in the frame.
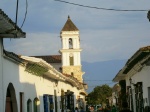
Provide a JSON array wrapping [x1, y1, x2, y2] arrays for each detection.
[[84, 80, 112, 81], [15, 0, 19, 28], [54, 0, 149, 12], [21, 0, 28, 28], [87, 82, 116, 87]]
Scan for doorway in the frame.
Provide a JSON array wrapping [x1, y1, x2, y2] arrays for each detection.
[[5, 83, 18, 112]]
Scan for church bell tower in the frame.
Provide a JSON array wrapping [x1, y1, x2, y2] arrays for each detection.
[[59, 16, 84, 82]]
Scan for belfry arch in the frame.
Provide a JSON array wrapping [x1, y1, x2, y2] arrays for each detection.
[[5, 83, 18, 112]]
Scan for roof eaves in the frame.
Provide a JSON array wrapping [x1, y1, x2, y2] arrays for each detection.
[[112, 68, 126, 82], [123, 46, 150, 74], [0, 9, 26, 38]]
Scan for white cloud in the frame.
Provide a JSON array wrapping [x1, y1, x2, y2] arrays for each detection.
[[1, 0, 150, 62], [4, 33, 61, 56]]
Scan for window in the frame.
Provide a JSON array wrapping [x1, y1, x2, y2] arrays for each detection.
[[61, 90, 65, 112], [69, 54, 74, 66], [54, 90, 57, 112], [129, 87, 133, 111], [20, 92, 24, 112], [69, 38, 73, 49], [148, 87, 150, 107], [27, 99, 32, 112], [43, 94, 54, 112], [65, 90, 74, 111], [135, 82, 144, 112], [33, 97, 40, 112]]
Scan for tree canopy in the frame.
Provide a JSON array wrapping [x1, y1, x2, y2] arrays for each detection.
[[87, 84, 112, 105]]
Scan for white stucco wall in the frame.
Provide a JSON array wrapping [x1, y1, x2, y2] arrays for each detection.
[[1, 56, 81, 112], [126, 65, 150, 111], [62, 52, 69, 66], [132, 66, 150, 106], [0, 39, 4, 112]]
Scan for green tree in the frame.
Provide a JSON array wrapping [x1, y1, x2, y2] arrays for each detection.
[[87, 84, 112, 105]]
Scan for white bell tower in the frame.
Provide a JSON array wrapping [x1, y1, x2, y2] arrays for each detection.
[[59, 16, 84, 82]]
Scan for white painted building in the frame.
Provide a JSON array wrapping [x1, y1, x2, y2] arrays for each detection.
[[113, 46, 150, 112], [0, 9, 87, 112]]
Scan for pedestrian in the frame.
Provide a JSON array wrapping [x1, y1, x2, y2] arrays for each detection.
[[107, 106, 111, 112], [111, 105, 117, 112], [103, 106, 111, 112], [75, 107, 79, 112], [80, 106, 84, 112], [67, 109, 71, 112], [144, 106, 150, 112], [97, 106, 103, 112], [89, 105, 96, 112], [119, 101, 132, 112]]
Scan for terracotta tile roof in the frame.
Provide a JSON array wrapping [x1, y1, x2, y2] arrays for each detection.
[[122, 46, 150, 74], [0, 9, 26, 38], [33, 55, 61, 63], [61, 16, 79, 31], [139, 45, 150, 51], [113, 46, 150, 82]]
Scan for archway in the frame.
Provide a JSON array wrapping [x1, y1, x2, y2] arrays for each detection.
[[33, 97, 40, 112], [5, 83, 18, 112], [27, 99, 32, 112]]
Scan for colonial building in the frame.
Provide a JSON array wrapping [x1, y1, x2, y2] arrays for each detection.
[[0, 9, 87, 112], [113, 46, 150, 112]]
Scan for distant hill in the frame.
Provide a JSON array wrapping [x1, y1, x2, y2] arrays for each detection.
[[82, 59, 127, 93]]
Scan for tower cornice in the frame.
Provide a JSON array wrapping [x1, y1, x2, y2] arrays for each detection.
[[59, 49, 82, 53]]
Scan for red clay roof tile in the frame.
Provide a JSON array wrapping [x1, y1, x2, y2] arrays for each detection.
[[33, 55, 61, 63]]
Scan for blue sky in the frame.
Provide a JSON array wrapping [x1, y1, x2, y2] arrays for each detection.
[[1, 0, 150, 62]]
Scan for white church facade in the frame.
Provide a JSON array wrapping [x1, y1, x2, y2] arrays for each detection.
[[0, 9, 87, 112]]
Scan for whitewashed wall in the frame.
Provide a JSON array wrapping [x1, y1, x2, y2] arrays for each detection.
[[126, 65, 150, 111], [2, 56, 81, 112], [132, 66, 150, 107], [0, 39, 4, 112]]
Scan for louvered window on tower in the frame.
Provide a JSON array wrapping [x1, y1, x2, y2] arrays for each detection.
[[69, 38, 73, 49], [69, 56, 74, 66]]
